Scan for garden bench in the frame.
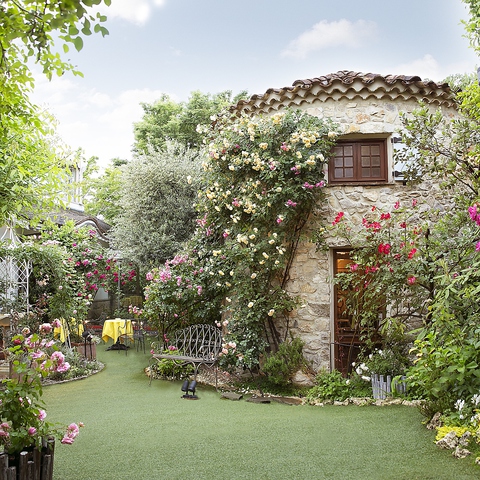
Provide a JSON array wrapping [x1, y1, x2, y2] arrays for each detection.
[[149, 323, 223, 388]]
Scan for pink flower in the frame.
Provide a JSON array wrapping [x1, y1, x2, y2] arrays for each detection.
[[407, 276, 416, 285], [286, 199, 297, 207], [38, 410, 47, 421], [408, 248, 417, 259], [332, 212, 344, 225], [39, 323, 52, 334], [56, 362, 71, 373], [61, 436, 74, 445], [378, 243, 391, 255], [28, 427, 37, 436], [476, 241, 480, 252], [67, 423, 80, 438], [349, 263, 359, 272], [394, 201, 400, 209], [412, 198, 417, 207]]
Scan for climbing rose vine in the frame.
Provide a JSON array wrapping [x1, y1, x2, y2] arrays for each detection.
[[144, 109, 338, 370]]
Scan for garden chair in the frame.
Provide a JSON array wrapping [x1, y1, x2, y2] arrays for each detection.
[[118, 320, 145, 355]]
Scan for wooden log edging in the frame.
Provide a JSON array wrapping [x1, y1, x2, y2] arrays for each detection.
[[0, 437, 55, 480]]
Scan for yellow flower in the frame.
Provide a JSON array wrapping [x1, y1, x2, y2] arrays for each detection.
[[259, 142, 268, 150]]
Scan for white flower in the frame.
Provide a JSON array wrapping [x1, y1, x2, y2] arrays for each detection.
[[251, 273, 257, 279], [455, 399, 465, 411], [248, 302, 254, 308], [268, 309, 275, 316]]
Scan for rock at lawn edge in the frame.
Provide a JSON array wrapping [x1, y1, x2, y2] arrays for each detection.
[[221, 392, 243, 401], [291, 370, 315, 387], [436, 431, 459, 449], [453, 446, 471, 459]]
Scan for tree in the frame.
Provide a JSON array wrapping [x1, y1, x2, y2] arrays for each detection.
[[0, 0, 110, 224], [133, 90, 248, 154], [109, 141, 202, 270], [82, 156, 126, 225], [461, 0, 480, 55]]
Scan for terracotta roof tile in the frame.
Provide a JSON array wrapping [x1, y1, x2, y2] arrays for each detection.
[[231, 70, 456, 115]]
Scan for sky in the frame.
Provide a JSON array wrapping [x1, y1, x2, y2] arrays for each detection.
[[31, 0, 479, 169]]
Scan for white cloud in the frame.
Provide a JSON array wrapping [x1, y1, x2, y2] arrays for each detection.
[[97, 0, 166, 26], [281, 19, 378, 59], [32, 75, 166, 167], [392, 54, 440, 79], [391, 54, 475, 83]]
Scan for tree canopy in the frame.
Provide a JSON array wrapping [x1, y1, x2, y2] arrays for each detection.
[[133, 90, 248, 154], [109, 142, 202, 270], [0, 0, 110, 225]]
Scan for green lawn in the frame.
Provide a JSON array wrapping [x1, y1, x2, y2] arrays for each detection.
[[42, 342, 480, 480]]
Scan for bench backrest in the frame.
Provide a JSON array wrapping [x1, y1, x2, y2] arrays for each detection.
[[170, 324, 223, 360]]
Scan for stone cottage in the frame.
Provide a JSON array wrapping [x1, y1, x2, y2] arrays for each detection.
[[231, 70, 459, 374]]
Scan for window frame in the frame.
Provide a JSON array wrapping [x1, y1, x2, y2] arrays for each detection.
[[328, 139, 388, 185]]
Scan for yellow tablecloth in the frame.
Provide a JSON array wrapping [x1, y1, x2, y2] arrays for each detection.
[[102, 319, 133, 343], [54, 319, 84, 343]]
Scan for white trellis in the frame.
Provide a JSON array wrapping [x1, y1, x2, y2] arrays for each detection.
[[0, 226, 31, 315]]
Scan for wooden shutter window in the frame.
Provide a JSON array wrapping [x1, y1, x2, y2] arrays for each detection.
[[329, 140, 387, 184]]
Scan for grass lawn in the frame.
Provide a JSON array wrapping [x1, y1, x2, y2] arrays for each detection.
[[42, 342, 480, 480]]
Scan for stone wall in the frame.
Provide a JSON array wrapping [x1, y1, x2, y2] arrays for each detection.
[[274, 96, 458, 372]]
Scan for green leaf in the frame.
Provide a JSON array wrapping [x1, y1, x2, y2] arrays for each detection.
[[73, 36, 84, 52]]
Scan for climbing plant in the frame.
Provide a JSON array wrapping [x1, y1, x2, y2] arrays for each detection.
[[143, 109, 338, 370]]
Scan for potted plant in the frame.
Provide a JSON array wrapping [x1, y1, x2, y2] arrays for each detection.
[[0, 321, 83, 478]]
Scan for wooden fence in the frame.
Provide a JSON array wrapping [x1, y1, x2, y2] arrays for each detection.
[[0, 437, 55, 480]]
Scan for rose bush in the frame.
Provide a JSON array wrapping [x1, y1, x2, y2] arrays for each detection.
[[0, 321, 83, 454]]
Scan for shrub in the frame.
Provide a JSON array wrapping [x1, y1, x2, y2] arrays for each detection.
[[306, 369, 373, 403], [306, 369, 351, 402], [262, 337, 308, 386], [149, 353, 194, 381]]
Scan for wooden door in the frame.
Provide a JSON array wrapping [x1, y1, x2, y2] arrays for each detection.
[[333, 250, 362, 375]]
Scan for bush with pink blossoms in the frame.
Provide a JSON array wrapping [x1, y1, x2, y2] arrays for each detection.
[[0, 322, 83, 454]]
